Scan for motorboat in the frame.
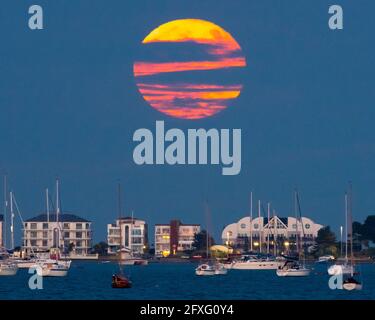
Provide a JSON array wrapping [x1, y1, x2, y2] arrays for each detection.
[[214, 263, 228, 275], [0, 261, 18, 276], [276, 260, 311, 277], [232, 255, 281, 270], [195, 263, 216, 276], [318, 255, 335, 263], [35, 261, 69, 277]]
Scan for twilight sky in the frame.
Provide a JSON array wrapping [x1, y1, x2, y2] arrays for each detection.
[[1, 0, 374, 245]]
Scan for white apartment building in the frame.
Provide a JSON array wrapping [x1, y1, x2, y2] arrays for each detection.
[[155, 220, 200, 256], [22, 213, 93, 256], [107, 217, 148, 255], [222, 216, 323, 248]]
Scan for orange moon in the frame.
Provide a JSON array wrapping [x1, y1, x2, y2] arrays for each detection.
[[134, 19, 246, 119]]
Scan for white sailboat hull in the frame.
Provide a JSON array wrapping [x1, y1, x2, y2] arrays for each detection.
[[232, 260, 280, 270], [276, 268, 311, 277], [0, 264, 18, 276], [343, 283, 362, 291]]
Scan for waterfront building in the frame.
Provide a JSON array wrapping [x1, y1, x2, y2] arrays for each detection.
[[0, 214, 3, 247], [155, 220, 200, 256], [222, 216, 323, 249], [107, 217, 148, 255], [22, 213, 93, 256]]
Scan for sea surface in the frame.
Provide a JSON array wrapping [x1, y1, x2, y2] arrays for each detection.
[[0, 261, 374, 300]]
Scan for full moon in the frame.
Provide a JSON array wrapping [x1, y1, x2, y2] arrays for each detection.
[[133, 19, 246, 120]]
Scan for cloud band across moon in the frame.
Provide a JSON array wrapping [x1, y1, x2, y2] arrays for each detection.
[[133, 19, 246, 119]]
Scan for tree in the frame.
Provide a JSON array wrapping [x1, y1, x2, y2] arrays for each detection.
[[92, 241, 109, 256], [68, 242, 75, 253], [315, 226, 337, 256], [360, 216, 375, 242], [192, 230, 215, 254]]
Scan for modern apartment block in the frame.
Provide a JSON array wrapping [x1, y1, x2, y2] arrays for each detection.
[[107, 217, 148, 255], [22, 213, 93, 256], [155, 220, 200, 256]]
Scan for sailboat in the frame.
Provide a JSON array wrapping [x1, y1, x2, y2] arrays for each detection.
[[276, 190, 310, 277], [195, 203, 227, 276], [112, 182, 132, 288], [33, 179, 70, 277], [327, 193, 354, 276], [342, 183, 362, 291]]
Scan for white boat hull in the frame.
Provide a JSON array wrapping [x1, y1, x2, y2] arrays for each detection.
[[276, 268, 311, 277], [232, 261, 280, 270], [0, 264, 18, 276], [195, 269, 216, 276], [343, 283, 362, 291]]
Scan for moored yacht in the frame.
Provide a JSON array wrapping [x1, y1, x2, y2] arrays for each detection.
[[231, 254, 280, 270]]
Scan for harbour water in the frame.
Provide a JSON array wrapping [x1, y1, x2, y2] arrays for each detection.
[[0, 261, 374, 300]]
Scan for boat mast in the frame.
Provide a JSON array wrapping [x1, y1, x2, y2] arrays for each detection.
[[258, 200, 262, 253], [345, 193, 348, 262], [273, 209, 277, 256], [249, 191, 253, 252], [267, 202, 270, 254], [3, 175, 7, 248], [46, 188, 50, 247], [348, 182, 354, 275], [118, 182, 123, 250], [294, 190, 299, 255], [10, 191, 14, 250], [56, 178, 60, 250]]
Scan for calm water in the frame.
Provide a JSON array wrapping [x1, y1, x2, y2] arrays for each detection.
[[0, 261, 374, 300]]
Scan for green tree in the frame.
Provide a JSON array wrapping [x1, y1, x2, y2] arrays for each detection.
[[68, 242, 75, 253], [192, 230, 215, 255], [315, 226, 337, 257], [92, 241, 109, 256]]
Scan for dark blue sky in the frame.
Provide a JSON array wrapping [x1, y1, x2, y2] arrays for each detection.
[[1, 0, 374, 245]]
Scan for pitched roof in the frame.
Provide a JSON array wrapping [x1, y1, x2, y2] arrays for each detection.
[[25, 213, 90, 223]]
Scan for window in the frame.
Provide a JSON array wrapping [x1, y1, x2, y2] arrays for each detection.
[[85, 223, 89, 229], [292, 224, 297, 229], [43, 231, 48, 238], [30, 223, 37, 230], [241, 223, 246, 229], [132, 237, 142, 244], [76, 223, 82, 230], [132, 229, 142, 235], [30, 231, 37, 238], [24, 223, 28, 228], [64, 232, 70, 238], [30, 240, 37, 246], [76, 241, 82, 247], [76, 232, 82, 239], [43, 223, 48, 229], [305, 224, 311, 229], [63, 223, 70, 229], [254, 224, 259, 229], [42, 240, 48, 247]]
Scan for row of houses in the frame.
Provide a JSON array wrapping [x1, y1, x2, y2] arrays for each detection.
[[0, 212, 323, 257]]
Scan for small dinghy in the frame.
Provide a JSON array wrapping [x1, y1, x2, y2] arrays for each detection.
[[112, 274, 132, 288], [343, 276, 362, 291]]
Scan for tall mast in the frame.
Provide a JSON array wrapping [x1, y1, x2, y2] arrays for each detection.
[[46, 188, 50, 224], [273, 209, 277, 256], [56, 178, 60, 249], [117, 182, 123, 251], [10, 191, 14, 250], [258, 200, 262, 253], [3, 175, 7, 248], [294, 190, 300, 254], [267, 202, 270, 254], [249, 191, 253, 252], [348, 182, 354, 271], [345, 193, 348, 262]]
